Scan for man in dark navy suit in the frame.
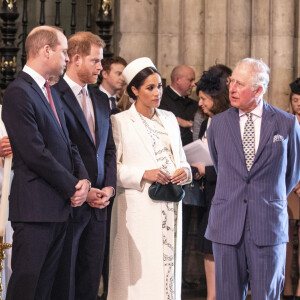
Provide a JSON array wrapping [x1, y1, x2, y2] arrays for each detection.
[[2, 26, 91, 300], [52, 32, 116, 300]]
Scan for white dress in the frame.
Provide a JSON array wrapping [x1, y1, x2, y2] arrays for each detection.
[[108, 105, 191, 300]]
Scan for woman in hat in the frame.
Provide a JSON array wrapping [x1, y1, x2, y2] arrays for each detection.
[[107, 57, 191, 300], [192, 66, 230, 300], [283, 78, 300, 300]]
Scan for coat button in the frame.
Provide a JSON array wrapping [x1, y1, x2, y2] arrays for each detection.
[[244, 199, 247, 203]]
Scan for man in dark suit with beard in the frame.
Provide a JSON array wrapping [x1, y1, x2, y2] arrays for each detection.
[[52, 31, 116, 300], [2, 25, 91, 300]]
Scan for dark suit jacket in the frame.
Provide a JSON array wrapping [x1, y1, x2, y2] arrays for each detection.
[[160, 86, 198, 146], [2, 71, 88, 222], [198, 119, 217, 206], [206, 102, 300, 246], [54, 78, 116, 221]]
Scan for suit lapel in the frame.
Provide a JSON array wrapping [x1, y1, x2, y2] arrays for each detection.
[[128, 105, 157, 164], [252, 102, 275, 165], [58, 79, 95, 147], [19, 72, 68, 143], [226, 108, 245, 163]]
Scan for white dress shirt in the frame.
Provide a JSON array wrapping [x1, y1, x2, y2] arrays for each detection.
[[64, 74, 95, 127], [239, 99, 263, 153], [23, 65, 49, 100], [99, 84, 117, 110]]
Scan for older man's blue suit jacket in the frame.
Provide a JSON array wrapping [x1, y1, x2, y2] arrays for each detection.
[[2, 71, 88, 222], [205, 101, 300, 246]]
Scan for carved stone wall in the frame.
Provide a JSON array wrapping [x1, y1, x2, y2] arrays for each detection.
[[113, 0, 300, 110]]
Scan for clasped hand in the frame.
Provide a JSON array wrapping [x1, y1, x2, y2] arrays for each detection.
[[86, 187, 114, 209], [70, 180, 90, 207], [143, 168, 188, 185], [71, 182, 114, 209]]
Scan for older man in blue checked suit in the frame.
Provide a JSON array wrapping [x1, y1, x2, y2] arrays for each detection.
[[206, 58, 300, 300]]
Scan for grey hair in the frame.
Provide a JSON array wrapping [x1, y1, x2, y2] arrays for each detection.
[[235, 58, 270, 95]]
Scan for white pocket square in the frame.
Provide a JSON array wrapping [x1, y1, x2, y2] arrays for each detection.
[[273, 134, 284, 142]]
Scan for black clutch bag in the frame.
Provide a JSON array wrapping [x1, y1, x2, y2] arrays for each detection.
[[148, 182, 185, 202]]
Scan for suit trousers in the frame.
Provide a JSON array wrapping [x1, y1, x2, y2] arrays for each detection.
[[212, 212, 286, 300], [6, 221, 68, 300], [52, 212, 106, 300]]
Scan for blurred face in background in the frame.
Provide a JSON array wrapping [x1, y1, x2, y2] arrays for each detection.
[[102, 63, 126, 94], [198, 91, 214, 117], [173, 67, 195, 96], [291, 93, 300, 117]]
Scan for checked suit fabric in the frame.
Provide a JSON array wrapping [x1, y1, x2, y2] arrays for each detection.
[[242, 113, 255, 171]]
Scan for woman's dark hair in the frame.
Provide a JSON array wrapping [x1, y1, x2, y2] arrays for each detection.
[[196, 66, 231, 117], [208, 86, 230, 116], [126, 67, 161, 100]]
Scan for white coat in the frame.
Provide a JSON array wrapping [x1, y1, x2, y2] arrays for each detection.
[[108, 104, 191, 300]]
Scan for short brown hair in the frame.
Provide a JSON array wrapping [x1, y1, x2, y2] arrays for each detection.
[[25, 26, 63, 59], [98, 56, 127, 83], [101, 56, 127, 72], [67, 31, 105, 60]]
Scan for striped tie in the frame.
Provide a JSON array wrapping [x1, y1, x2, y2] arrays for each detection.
[[242, 113, 255, 171]]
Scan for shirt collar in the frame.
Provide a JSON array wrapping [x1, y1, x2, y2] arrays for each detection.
[[239, 98, 263, 118], [169, 85, 182, 97], [99, 85, 116, 98], [23, 65, 46, 90], [64, 74, 88, 97]]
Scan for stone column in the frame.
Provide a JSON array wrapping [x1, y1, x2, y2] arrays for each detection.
[[251, 0, 271, 101], [294, 1, 300, 78], [204, 0, 227, 70], [227, 0, 251, 69], [156, 0, 181, 84], [269, 0, 294, 110], [115, 0, 158, 64], [181, 0, 205, 80]]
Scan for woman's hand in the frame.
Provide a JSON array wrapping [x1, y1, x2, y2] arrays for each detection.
[[171, 168, 189, 185], [143, 169, 171, 185], [191, 164, 205, 178]]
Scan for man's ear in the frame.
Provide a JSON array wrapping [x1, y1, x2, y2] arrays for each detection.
[[254, 85, 263, 98], [73, 54, 82, 66], [102, 70, 109, 79], [43, 45, 51, 59]]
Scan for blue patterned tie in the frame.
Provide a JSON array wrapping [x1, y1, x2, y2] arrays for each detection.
[[242, 113, 255, 171]]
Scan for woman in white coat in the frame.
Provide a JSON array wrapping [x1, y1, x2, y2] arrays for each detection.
[[107, 58, 191, 300]]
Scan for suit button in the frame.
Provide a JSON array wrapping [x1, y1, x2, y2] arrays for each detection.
[[244, 199, 247, 203], [96, 154, 99, 158], [247, 179, 250, 184]]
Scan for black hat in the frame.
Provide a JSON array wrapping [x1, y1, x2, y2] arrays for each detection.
[[290, 78, 300, 95], [196, 67, 227, 97]]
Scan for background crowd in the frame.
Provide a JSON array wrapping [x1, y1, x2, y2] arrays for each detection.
[[0, 25, 300, 300]]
